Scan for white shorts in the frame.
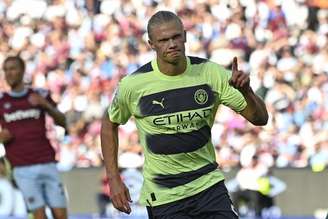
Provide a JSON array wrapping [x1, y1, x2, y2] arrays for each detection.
[[13, 162, 67, 211]]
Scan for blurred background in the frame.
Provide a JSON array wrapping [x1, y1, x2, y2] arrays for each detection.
[[0, 0, 327, 218]]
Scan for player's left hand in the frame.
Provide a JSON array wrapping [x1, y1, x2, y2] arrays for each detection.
[[229, 57, 250, 93], [28, 93, 48, 108]]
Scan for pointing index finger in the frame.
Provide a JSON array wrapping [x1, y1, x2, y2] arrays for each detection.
[[232, 57, 238, 73]]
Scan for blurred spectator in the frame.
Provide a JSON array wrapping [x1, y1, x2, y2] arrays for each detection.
[[96, 168, 113, 218], [0, 157, 27, 217], [0, 157, 14, 216], [96, 152, 144, 218], [227, 155, 286, 218]]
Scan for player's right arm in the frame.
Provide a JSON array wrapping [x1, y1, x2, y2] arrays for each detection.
[[100, 112, 132, 214], [0, 127, 13, 144], [100, 80, 132, 214]]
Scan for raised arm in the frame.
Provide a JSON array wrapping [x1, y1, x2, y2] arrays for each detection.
[[238, 87, 268, 126], [28, 93, 66, 128], [229, 57, 268, 126], [100, 112, 131, 214]]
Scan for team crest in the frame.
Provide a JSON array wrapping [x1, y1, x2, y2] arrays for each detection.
[[194, 89, 208, 105], [4, 102, 11, 109]]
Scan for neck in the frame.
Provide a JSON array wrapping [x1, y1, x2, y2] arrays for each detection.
[[11, 83, 25, 93], [157, 56, 187, 76]]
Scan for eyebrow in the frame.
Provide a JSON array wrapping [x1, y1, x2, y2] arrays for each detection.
[[157, 33, 182, 42]]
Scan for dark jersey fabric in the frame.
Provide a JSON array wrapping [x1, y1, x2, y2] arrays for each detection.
[[0, 88, 56, 166]]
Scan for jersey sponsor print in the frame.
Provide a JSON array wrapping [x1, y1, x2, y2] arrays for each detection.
[[0, 88, 56, 166]]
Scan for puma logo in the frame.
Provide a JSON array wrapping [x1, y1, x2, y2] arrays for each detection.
[[152, 98, 165, 109]]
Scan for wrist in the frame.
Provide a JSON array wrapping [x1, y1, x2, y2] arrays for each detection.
[[108, 175, 122, 183], [240, 86, 253, 96], [107, 170, 121, 180]]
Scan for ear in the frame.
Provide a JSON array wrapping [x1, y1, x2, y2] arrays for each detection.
[[148, 39, 155, 50], [183, 30, 187, 43]]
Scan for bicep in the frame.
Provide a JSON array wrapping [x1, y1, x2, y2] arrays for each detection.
[[101, 111, 119, 135]]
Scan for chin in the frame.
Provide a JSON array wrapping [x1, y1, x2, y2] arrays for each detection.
[[167, 59, 179, 65], [167, 56, 182, 64]]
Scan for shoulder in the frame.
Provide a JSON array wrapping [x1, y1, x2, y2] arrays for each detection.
[[188, 56, 229, 76], [131, 61, 153, 75], [0, 92, 9, 101], [188, 56, 209, 65], [205, 59, 231, 77], [120, 61, 154, 86], [188, 56, 222, 74], [31, 87, 50, 98]]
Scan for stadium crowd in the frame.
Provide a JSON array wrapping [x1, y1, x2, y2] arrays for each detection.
[[0, 0, 327, 175]]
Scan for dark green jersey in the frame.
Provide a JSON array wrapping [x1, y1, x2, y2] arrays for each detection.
[[109, 56, 247, 206]]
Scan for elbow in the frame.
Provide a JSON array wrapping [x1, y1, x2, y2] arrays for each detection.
[[253, 119, 268, 126], [57, 116, 67, 130], [252, 113, 269, 126]]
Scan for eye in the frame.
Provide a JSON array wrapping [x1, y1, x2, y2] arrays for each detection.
[[158, 38, 169, 42], [173, 34, 182, 40]]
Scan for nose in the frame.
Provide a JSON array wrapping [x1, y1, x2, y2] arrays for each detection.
[[168, 38, 177, 48]]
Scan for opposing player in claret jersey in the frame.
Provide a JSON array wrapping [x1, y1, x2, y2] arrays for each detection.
[[0, 56, 68, 219], [101, 11, 268, 219]]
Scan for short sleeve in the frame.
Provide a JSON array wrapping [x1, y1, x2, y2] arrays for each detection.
[[33, 88, 56, 107], [214, 64, 247, 113], [108, 80, 132, 124]]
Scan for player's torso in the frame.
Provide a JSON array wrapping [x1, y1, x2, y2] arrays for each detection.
[[0, 89, 45, 134], [125, 59, 220, 167], [129, 63, 219, 136], [123, 58, 226, 206], [0, 88, 55, 167]]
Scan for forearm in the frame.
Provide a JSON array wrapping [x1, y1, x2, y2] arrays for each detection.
[[43, 102, 67, 128], [241, 87, 268, 126], [100, 113, 132, 214], [0, 132, 9, 144], [0, 128, 12, 144], [100, 113, 120, 180]]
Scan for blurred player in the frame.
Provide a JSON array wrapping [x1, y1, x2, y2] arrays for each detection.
[[101, 11, 268, 219], [0, 56, 68, 219]]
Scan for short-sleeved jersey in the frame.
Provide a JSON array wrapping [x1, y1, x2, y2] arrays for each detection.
[[0, 87, 57, 167], [109, 56, 247, 206]]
